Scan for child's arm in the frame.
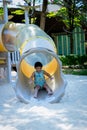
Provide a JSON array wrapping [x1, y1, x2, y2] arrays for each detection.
[[44, 70, 53, 80], [29, 72, 34, 84]]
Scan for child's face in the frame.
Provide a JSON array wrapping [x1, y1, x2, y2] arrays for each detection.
[[35, 67, 42, 72]]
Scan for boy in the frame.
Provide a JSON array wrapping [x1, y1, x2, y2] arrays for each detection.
[[29, 62, 53, 98]]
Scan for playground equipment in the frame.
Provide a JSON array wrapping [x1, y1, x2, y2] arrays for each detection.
[[0, 22, 67, 103]]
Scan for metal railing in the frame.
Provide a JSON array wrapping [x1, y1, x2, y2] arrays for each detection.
[[10, 51, 20, 67]]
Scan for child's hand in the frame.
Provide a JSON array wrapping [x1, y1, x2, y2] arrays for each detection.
[[28, 79, 33, 84], [50, 76, 53, 80]]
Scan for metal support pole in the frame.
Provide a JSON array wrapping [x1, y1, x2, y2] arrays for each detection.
[[25, 7, 29, 25], [3, 0, 8, 23], [3, 0, 11, 82], [7, 52, 11, 82]]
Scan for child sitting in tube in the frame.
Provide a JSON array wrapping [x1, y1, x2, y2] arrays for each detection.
[[29, 61, 53, 98]]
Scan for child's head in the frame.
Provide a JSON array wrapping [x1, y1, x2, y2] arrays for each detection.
[[34, 62, 43, 72]]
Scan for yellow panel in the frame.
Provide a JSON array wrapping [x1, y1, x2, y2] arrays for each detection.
[[21, 60, 35, 78], [0, 44, 7, 52], [20, 58, 57, 78], [0, 61, 6, 64]]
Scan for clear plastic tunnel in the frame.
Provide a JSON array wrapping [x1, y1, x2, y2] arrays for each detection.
[[0, 22, 67, 103]]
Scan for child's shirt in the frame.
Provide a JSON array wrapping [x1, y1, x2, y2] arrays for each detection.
[[34, 70, 46, 88]]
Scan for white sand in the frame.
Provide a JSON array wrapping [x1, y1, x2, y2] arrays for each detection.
[[0, 73, 87, 130]]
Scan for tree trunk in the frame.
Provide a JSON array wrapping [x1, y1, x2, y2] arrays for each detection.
[[40, 0, 48, 30]]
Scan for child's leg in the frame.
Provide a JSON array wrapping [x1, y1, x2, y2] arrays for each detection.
[[34, 86, 40, 98], [43, 83, 53, 95]]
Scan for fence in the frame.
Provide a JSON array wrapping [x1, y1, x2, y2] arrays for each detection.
[[52, 27, 86, 55]]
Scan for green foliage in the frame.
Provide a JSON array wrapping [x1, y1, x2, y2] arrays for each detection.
[[0, 8, 4, 15], [63, 68, 87, 75], [49, 0, 63, 5], [31, 17, 37, 24], [59, 55, 87, 68], [56, 7, 67, 18], [47, 0, 87, 29], [59, 53, 87, 75], [77, 55, 87, 66], [47, 11, 58, 18], [11, 10, 24, 15]]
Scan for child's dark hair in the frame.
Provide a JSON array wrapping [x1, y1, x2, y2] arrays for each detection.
[[34, 62, 43, 68]]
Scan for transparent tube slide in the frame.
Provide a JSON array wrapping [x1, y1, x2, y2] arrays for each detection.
[[0, 22, 67, 103]]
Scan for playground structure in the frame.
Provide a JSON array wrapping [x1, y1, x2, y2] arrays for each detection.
[[0, 0, 62, 81], [0, 22, 67, 103], [0, 0, 67, 103]]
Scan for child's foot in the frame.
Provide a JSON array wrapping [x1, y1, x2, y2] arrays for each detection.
[[48, 91, 53, 95], [34, 95, 37, 98]]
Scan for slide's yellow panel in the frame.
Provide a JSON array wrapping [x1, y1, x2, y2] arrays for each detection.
[[21, 60, 35, 78], [0, 24, 7, 52], [21, 58, 57, 78], [0, 60, 6, 64], [0, 44, 7, 52]]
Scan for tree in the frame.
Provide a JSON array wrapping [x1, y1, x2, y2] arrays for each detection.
[[76, 0, 87, 27], [40, 0, 48, 30], [47, 0, 87, 53], [24, 0, 48, 29]]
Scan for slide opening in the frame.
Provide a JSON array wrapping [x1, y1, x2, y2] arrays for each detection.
[[20, 51, 58, 78], [16, 49, 65, 103], [0, 22, 67, 103]]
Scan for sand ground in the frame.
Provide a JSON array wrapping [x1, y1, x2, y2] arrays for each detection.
[[0, 72, 87, 130]]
